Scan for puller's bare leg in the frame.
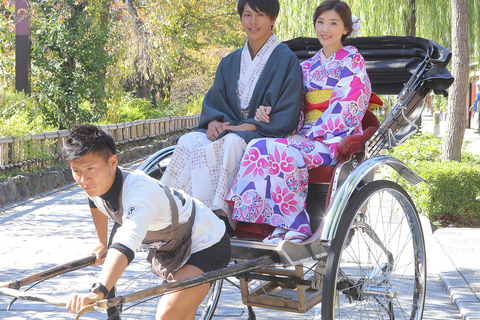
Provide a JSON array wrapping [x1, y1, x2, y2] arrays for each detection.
[[155, 264, 210, 320]]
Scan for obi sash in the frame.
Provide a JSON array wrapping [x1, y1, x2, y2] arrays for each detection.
[[304, 89, 383, 125], [304, 89, 333, 125]]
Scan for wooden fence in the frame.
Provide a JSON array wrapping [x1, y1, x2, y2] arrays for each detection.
[[0, 115, 200, 174]]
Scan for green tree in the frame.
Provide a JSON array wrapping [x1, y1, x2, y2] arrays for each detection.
[[108, 0, 243, 108], [276, 0, 455, 44], [30, 0, 113, 129], [0, 2, 15, 93]]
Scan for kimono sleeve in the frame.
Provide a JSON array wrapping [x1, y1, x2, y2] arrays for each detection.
[[197, 55, 241, 131], [306, 51, 371, 141], [242, 49, 303, 138], [218, 46, 303, 143]]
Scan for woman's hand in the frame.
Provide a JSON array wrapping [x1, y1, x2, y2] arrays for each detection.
[[206, 120, 229, 141], [254, 105, 272, 123], [66, 292, 103, 313]]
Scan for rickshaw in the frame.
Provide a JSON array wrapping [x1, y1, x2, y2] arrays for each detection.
[[0, 35, 454, 320]]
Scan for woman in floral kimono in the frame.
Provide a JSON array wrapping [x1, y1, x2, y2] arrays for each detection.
[[226, 0, 372, 243]]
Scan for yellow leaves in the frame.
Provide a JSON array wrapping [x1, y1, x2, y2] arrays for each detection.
[[2, 0, 15, 8]]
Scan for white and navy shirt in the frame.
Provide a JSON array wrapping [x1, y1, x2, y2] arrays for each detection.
[[88, 168, 225, 261]]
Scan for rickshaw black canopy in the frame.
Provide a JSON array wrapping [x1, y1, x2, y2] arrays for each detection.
[[283, 36, 454, 96]]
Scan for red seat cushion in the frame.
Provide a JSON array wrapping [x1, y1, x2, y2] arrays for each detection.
[[308, 110, 380, 184], [309, 165, 336, 184]]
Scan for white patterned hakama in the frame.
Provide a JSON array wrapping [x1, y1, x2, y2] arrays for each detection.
[[161, 132, 246, 214]]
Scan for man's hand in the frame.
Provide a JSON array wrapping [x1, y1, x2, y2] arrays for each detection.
[[66, 291, 103, 313], [206, 120, 229, 141], [254, 105, 272, 123]]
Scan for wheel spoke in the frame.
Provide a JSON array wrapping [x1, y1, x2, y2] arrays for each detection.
[[322, 180, 426, 320]]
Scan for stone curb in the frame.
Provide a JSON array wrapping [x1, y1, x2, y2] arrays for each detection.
[[437, 247, 480, 320], [423, 217, 480, 320], [420, 214, 480, 320]]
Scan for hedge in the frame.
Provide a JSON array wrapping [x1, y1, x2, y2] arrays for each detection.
[[384, 133, 480, 227]]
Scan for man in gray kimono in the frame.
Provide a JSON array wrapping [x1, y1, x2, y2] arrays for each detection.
[[161, 0, 303, 230]]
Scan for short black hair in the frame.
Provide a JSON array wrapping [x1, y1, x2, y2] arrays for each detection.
[[237, 0, 280, 20], [62, 124, 116, 162]]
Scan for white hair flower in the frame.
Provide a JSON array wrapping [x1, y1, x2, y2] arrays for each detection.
[[352, 15, 361, 37]]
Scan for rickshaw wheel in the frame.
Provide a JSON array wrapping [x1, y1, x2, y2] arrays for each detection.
[[321, 180, 426, 320]]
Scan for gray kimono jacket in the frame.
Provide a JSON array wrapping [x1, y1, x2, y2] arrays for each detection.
[[197, 43, 303, 144]]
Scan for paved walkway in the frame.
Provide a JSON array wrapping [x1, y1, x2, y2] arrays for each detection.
[[422, 113, 480, 320]]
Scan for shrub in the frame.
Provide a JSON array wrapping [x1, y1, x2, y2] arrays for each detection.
[[0, 91, 55, 136], [101, 93, 162, 124], [402, 161, 480, 227], [100, 93, 198, 125], [184, 96, 204, 115], [384, 132, 480, 226]]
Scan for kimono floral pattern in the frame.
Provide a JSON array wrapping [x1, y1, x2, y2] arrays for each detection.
[[226, 46, 371, 235]]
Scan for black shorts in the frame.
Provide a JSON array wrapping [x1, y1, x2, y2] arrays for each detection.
[[185, 231, 231, 273]]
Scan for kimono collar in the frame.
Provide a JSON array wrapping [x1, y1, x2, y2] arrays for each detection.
[[317, 46, 351, 64], [237, 34, 280, 110]]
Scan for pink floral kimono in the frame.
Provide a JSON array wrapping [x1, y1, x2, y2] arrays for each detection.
[[226, 46, 372, 236]]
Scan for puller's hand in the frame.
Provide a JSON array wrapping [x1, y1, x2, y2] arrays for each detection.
[[66, 291, 103, 314], [92, 244, 107, 266]]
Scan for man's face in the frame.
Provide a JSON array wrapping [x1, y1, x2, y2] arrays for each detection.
[[240, 3, 275, 46], [70, 151, 117, 197]]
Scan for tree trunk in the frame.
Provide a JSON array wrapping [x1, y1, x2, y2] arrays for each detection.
[[405, 0, 416, 36], [442, 0, 469, 162], [123, 0, 159, 108]]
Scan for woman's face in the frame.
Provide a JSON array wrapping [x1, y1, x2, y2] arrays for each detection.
[[315, 9, 348, 56], [241, 3, 275, 45]]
